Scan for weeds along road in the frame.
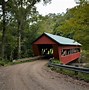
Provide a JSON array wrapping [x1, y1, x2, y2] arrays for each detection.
[[0, 60, 89, 90]]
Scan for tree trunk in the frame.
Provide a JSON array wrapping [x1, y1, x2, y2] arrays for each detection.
[[17, 1, 23, 59], [1, 0, 6, 60], [18, 22, 21, 59], [10, 50, 13, 61]]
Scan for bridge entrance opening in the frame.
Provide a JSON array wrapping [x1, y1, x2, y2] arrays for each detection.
[[38, 44, 53, 59]]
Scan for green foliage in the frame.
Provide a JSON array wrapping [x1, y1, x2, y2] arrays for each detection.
[[81, 50, 89, 63], [0, 0, 51, 60], [52, 4, 89, 50], [51, 59, 61, 64], [0, 60, 5, 66], [75, 0, 89, 4], [0, 59, 11, 66], [78, 72, 89, 82]]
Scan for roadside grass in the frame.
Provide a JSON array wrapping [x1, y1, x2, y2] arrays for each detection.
[[52, 59, 61, 64], [77, 72, 89, 82], [0, 59, 33, 67], [50, 66, 89, 82], [49, 59, 89, 82], [0, 60, 5, 66]]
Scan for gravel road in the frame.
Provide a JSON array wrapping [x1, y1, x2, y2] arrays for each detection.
[[0, 60, 89, 90]]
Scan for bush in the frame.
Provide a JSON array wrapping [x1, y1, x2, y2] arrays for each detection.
[[0, 60, 5, 66], [0, 59, 12, 66], [52, 59, 61, 64], [80, 50, 89, 63]]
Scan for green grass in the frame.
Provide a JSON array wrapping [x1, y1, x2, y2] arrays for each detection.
[[0, 60, 5, 66], [0, 59, 33, 67], [51, 59, 61, 64], [77, 72, 89, 82], [0, 60, 10, 66], [50, 66, 89, 82]]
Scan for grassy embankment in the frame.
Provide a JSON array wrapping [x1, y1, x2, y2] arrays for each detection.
[[0, 59, 33, 66]]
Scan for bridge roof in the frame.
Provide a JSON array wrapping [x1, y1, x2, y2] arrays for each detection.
[[44, 32, 81, 46]]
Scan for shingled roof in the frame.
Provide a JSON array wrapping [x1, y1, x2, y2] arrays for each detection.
[[44, 32, 81, 46]]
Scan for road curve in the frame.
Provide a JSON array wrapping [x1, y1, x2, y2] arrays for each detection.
[[0, 60, 89, 90]]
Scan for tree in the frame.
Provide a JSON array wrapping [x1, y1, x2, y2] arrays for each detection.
[[75, 0, 89, 4], [0, 0, 7, 60], [7, 0, 51, 59], [53, 3, 89, 50]]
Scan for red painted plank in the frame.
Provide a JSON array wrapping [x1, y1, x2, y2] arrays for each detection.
[[34, 35, 56, 44], [60, 52, 81, 64]]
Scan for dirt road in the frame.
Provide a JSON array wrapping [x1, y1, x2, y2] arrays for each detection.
[[0, 60, 89, 90]]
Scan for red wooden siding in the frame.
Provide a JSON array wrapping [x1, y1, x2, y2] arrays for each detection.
[[58, 46, 81, 64], [53, 44, 59, 59], [32, 44, 41, 56], [34, 35, 56, 44], [60, 52, 80, 64], [61, 46, 80, 49]]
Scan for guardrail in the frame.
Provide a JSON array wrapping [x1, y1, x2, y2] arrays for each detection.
[[48, 60, 89, 74]]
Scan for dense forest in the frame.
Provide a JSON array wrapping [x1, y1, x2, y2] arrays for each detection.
[[0, 0, 89, 62]]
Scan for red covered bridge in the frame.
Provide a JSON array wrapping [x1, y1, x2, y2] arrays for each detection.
[[32, 32, 81, 64]]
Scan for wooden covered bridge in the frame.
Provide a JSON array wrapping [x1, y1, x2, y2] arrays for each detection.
[[32, 32, 81, 64]]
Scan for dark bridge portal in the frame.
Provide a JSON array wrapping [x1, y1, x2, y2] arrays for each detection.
[[38, 44, 53, 59]]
